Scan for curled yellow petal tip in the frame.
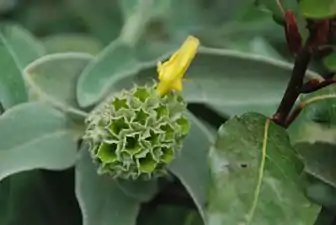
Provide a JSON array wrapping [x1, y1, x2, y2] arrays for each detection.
[[156, 35, 200, 96]]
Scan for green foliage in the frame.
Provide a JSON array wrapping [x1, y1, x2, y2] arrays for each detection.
[[75, 147, 141, 225], [207, 112, 319, 224], [0, 102, 78, 181], [24, 52, 93, 116], [299, 0, 336, 19], [0, 0, 335, 225]]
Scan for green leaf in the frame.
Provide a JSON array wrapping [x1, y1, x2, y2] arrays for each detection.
[[296, 142, 336, 189], [75, 145, 140, 225], [0, 29, 27, 109], [116, 178, 159, 202], [0, 102, 78, 182], [0, 23, 45, 68], [77, 39, 140, 107], [0, 170, 81, 225], [289, 84, 336, 144], [0, 23, 44, 110], [43, 34, 104, 55], [323, 52, 336, 72], [24, 52, 93, 116], [168, 111, 213, 221], [182, 48, 319, 105], [207, 112, 319, 224], [299, 0, 336, 19]]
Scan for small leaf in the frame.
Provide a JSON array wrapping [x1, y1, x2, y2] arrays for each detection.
[[116, 178, 159, 202], [43, 34, 104, 55], [75, 145, 140, 225], [299, 0, 336, 19], [24, 52, 93, 116], [323, 52, 336, 72], [0, 102, 78, 182], [168, 111, 213, 221], [77, 39, 140, 107], [206, 112, 319, 224]]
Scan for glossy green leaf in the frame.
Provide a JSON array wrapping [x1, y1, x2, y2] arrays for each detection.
[[0, 23, 45, 68], [0, 170, 81, 225], [116, 178, 159, 202], [323, 52, 336, 72], [75, 145, 140, 225], [43, 34, 104, 55], [168, 111, 213, 221], [299, 0, 336, 19], [207, 112, 319, 224], [24, 52, 93, 116], [0, 102, 78, 182], [77, 39, 140, 107]]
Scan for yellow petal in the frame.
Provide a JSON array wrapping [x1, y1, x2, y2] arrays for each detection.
[[156, 35, 200, 96], [156, 81, 170, 96], [172, 79, 183, 92]]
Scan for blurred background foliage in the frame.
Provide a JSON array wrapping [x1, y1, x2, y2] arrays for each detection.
[[0, 0, 336, 225], [0, 0, 289, 59], [1, 0, 332, 81]]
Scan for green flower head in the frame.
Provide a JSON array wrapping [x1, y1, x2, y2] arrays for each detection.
[[83, 83, 190, 180]]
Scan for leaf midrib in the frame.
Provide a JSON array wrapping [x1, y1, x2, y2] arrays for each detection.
[[0, 130, 75, 153], [246, 118, 270, 224]]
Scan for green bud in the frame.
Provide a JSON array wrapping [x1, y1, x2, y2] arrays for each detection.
[[83, 83, 190, 180]]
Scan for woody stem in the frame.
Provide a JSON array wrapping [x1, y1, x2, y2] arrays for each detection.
[[272, 43, 312, 127]]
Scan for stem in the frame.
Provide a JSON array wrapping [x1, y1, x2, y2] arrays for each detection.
[[301, 78, 336, 93], [272, 44, 312, 126]]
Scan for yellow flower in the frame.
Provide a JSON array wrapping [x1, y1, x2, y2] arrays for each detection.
[[156, 36, 200, 96]]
